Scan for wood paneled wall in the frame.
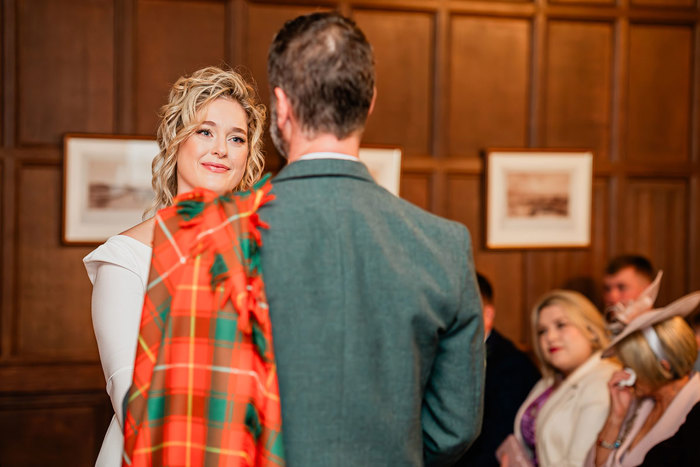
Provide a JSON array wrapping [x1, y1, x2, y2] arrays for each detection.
[[1, 0, 698, 463]]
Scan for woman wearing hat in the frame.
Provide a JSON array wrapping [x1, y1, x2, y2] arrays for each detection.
[[504, 290, 619, 466], [588, 285, 700, 467]]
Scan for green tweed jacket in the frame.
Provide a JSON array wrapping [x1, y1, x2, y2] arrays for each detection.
[[259, 158, 485, 466]]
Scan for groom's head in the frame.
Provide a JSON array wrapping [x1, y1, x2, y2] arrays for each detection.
[[267, 12, 375, 156]]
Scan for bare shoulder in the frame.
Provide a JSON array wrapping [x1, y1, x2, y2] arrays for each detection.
[[120, 217, 155, 247]]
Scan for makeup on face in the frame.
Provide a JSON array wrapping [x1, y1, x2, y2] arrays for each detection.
[[537, 304, 594, 376], [176, 98, 249, 196]]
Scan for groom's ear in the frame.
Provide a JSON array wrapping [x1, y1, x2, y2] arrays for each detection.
[[368, 86, 377, 116], [273, 87, 291, 127]]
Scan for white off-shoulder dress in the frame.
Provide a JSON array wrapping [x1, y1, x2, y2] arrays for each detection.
[[84, 235, 151, 467]]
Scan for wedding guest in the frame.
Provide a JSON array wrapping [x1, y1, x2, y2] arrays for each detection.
[[603, 255, 654, 309], [457, 273, 539, 466], [504, 290, 618, 467], [588, 285, 700, 467]]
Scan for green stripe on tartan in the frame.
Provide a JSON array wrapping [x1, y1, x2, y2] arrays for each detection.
[[215, 193, 233, 204], [251, 320, 268, 360], [267, 430, 285, 459], [215, 313, 238, 345], [210, 253, 228, 290], [245, 403, 262, 441], [208, 393, 229, 423], [253, 172, 272, 190], [237, 237, 261, 273], [155, 297, 171, 331], [176, 199, 205, 220], [148, 395, 166, 420]]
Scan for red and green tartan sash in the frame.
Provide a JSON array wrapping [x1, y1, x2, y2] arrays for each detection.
[[122, 177, 285, 467]]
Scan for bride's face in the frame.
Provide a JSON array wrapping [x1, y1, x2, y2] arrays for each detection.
[[176, 98, 249, 195]]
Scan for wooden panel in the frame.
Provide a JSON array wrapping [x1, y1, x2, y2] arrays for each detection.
[[244, 4, 321, 105], [17, 164, 96, 358], [0, 5, 3, 147], [622, 179, 687, 306], [544, 21, 612, 163], [590, 177, 610, 287], [631, 0, 693, 7], [0, 363, 104, 392], [691, 176, 700, 290], [17, 0, 114, 145], [354, 10, 434, 156], [445, 174, 525, 345], [627, 24, 692, 164], [400, 172, 431, 210], [0, 393, 110, 467], [551, 0, 612, 3], [244, 3, 324, 172], [134, 0, 226, 135], [448, 16, 530, 158]]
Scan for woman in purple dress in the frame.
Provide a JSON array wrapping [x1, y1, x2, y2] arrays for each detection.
[[505, 290, 619, 467]]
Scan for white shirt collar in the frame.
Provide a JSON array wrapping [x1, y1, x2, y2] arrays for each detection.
[[298, 152, 360, 162]]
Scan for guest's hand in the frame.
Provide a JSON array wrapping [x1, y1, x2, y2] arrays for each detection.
[[608, 369, 635, 422]]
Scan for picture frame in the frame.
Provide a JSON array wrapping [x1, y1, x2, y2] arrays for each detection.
[[62, 137, 403, 244], [358, 145, 402, 195], [63, 134, 159, 245], [484, 148, 593, 249]]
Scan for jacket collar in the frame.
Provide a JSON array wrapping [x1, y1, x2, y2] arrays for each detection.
[[273, 158, 375, 184], [535, 351, 606, 426], [557, 350, 606, 388]]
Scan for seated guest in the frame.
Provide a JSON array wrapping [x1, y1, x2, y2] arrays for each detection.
[[588, 285, 700, 467], [457, 273, 540, 466], [506, 290, 618, 467], [603, 255, 655, 309], [690, 312, 700, 373]]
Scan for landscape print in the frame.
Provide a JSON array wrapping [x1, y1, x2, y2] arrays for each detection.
[[506, 171, 570, 219]]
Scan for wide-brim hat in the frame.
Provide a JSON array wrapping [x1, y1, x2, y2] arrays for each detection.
[[602, 291, 700, 358]]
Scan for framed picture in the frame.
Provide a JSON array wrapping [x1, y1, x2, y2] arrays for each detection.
[[358, 146, 402, 195], [484, 149, 593, 249], [63, 134, 159, 245]]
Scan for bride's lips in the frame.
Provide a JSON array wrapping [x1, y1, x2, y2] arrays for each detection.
[[201, 161, 230, 173], [548, 346, 561, 353]]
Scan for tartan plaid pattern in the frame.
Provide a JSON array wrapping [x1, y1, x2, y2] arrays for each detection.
[[122, 177, 285, 467]]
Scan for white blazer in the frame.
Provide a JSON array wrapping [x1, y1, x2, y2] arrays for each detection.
[[514, 352, 619, 467]]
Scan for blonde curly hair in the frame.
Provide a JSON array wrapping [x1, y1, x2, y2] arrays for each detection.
[[147, 66, 266, 215]]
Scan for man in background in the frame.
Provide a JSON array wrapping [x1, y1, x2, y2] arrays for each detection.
[[602, 254, 655, 308], [259, 12, 485, 466], [457, 273, 540, 466]]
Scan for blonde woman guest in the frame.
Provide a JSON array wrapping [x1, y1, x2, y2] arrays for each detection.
[[587, 287, 700, 467], [506, 290, 619, 467], [83, 66, 265, 467]]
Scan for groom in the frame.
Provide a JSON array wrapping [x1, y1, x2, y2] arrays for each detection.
[[259, 12, 485, 466]]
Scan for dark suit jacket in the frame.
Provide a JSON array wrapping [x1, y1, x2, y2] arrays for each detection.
[[259, 158, 484, 466], [456, 329, 540, 467]]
